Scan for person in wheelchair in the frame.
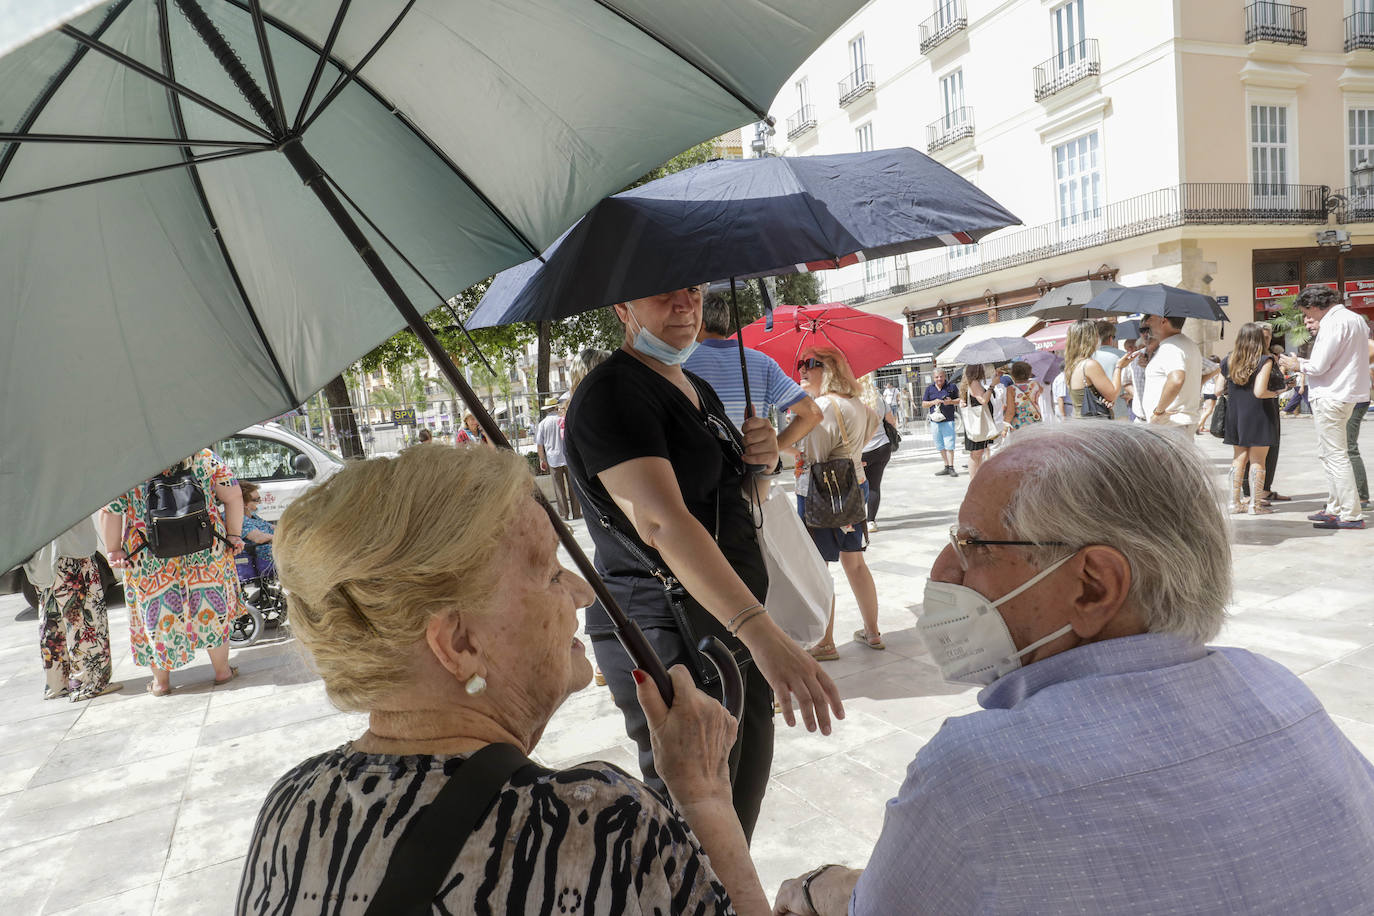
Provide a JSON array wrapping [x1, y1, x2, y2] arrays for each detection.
[[236, 483, 275, 581]]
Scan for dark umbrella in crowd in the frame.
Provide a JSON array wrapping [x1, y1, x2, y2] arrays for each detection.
[[1027, 279, 1124, 320], [1085, 284, 1230, 322], [1, 0, 869, 710], [470, 148, 1020, 416]]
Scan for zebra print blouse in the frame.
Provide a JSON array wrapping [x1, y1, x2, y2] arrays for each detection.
[[236, 744, 735, 915]]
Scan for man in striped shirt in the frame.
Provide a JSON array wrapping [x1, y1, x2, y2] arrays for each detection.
[[685, 293, 821, 451]]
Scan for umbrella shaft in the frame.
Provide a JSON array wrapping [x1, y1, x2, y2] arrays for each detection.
[[279, 136, 677, 708]]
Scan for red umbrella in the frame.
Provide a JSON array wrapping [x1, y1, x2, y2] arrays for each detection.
[[737, 304, 904, 381]]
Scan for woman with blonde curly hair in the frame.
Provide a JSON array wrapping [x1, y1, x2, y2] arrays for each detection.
[[238, 444, 775, 915], [795, 348, 884, 656]]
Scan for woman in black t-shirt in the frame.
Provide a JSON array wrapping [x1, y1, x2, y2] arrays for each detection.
[[564, 284, 844, 840]]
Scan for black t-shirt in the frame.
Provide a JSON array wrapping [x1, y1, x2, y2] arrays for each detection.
[[565, 351, 766, 634]]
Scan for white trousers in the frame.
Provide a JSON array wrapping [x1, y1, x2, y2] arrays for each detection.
[[1313, 398, 1361, 521]]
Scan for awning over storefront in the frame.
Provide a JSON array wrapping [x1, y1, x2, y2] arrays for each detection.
[[937, 317, 1043, 367], [907, 330, 963, 363], [1025, 320, 1074, 353]]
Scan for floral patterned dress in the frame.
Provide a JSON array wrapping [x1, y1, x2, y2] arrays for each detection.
[[107, 450, 245, 670], [1008, 382, 1043, 430]]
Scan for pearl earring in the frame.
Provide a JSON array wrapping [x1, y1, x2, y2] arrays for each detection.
[[464, 674, 487, 696]]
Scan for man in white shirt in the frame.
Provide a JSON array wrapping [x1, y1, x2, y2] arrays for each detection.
[[1140, 314, 1202, 436], [535, 398, 580, 520], [1279, 286, 1373, 528]]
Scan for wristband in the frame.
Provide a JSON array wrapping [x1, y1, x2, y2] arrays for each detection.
[[730, 606, 767, 635], [726, 603, 763, 631], [802, 863, 840, 916]]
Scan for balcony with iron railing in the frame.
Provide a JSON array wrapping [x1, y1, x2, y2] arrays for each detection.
[[838, 64, 876, 107], [1032, 39, 1100, 102], [919, 2, 967, 54], [824, 183, 1328, 306], [927, 107, 975, 152], [1246, 2, 1306, 46], [1347, 11, 1374, 51], [786, 104, 817, 140]]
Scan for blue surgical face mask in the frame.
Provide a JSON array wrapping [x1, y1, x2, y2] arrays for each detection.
[[626, 304, 700, 366]]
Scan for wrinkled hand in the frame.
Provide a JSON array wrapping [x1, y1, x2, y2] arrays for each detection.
[[108, 549, 130, 570], [741, 415, 780, 471], [635, 664, 737, 806], [742, 617, 844, 734], [773, 875, 811, 915]]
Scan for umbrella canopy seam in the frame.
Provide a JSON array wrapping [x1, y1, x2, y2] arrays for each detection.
[[0, 0, 132, 188], [589, 0, 770, 123], [156, 0, 297, 408]]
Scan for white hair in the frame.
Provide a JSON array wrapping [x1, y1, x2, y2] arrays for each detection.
[[996, 423, 1230, 643]]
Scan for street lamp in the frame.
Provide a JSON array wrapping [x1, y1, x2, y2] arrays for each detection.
[[1355, 159, 1374, 193]]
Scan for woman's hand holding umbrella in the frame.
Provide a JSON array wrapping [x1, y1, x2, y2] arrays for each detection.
[[740, 417, 781, 474]]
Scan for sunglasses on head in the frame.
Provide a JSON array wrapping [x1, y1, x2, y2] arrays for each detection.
[[797, 357, 825, 370]]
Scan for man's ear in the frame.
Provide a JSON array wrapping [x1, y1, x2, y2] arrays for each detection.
[[425, 611, 481, 682], [611, 302, 630, 324], [1068, 545, 1133, 639]]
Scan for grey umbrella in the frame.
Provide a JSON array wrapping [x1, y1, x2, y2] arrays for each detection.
[[0, 0, 864, 708], [1027, 279, 1124, 320], [1085, 284, 1229, 322], [948, 336, 1037, 366]]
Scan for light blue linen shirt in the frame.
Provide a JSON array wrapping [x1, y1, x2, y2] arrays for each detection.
[[851, 633, 1374, 915], [684, 338, 808, 430]]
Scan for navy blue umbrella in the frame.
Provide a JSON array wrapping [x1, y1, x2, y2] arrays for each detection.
[[469, 148, 1020, 328], [1085, 284, 1229, 322]]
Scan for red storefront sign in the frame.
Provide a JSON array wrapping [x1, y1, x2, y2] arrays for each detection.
[[1347, 280, 1374, 315], [1254, 285, 1299, 311]]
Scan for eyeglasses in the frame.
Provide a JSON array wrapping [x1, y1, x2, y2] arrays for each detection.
[[797, 358, 825, 370], [948, 526, 1069, 570]]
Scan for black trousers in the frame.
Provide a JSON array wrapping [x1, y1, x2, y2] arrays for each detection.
[[591, 627, 774, 843], [861, 443, 893, 523]]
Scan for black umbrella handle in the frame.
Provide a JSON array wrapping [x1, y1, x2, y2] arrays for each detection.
[[729, 278, 769, 474]]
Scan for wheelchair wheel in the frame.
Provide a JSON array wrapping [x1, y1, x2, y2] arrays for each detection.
[[229, 606, 263, 647]]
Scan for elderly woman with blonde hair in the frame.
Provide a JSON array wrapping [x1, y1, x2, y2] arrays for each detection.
[[795, 348, 884, 658], [236, 445, 777, 915]]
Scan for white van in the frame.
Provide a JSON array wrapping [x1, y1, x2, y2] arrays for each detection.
[[210, 423, 345, 521]]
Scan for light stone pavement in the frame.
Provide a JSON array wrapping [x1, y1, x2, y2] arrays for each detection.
[[1, 418, 1372, 914]]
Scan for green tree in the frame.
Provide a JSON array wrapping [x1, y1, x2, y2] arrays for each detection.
[[1266, 296, 1312, 349]]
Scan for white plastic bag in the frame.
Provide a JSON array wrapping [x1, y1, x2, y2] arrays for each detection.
[[757, 487, 833, 648]]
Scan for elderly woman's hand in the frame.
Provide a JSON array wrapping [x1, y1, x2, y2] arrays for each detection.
[[740, 416, 780, 473], [635, 664, 736, 807]]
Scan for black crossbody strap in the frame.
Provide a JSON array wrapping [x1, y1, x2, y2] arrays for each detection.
[[364, 743, 541, 916]]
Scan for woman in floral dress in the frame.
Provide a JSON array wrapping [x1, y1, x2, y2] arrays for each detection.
[[100, 449, 247, 695]]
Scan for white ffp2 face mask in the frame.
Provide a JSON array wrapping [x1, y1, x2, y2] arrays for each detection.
[[918, 554, 1076, 686]]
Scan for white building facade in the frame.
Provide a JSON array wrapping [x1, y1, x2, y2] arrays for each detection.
[[761, 0, 1374, 358]]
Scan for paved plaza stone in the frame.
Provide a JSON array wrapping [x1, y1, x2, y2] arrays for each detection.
[[1, 421, 1371, 914]]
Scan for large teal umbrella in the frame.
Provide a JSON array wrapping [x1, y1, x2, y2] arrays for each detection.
[[0, 0, 865, 707], [0, 0, 860, 572]]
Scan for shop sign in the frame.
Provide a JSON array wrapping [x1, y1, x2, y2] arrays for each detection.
[[1344, 280, 1374, 294], [391, 408, 416, 425], [1254, 285, 1299, 300], [910, 319, 944, 337]]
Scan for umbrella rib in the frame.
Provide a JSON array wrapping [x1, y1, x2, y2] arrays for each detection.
[[297, 0, 418, 134], [248, 0, 288, 136], [222, 0, 543, 261], [0, 133, 273, 148], [58, 25, 275, 142], [0, 0, 134, 191], [291, 0, 352, 133], [317, 166, 500, 379], [0, 147, 268, 205], [154, 0, 298, 409], [588, 0, 770, 122]]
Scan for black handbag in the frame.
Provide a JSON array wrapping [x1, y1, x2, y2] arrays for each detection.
[[883, 418, 901, 451], [364, 743, 546, 915], [595, 517, 751, 687], [803, 402, 867, 529], [1209, 394, 1228, 438], [1078, 383, 1112, 419]]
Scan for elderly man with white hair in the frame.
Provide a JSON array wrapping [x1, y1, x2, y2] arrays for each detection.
[[774, 423, 1374, 916]]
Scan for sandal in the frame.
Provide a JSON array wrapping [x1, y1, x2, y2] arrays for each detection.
[[147, 681, 172, 698], [213, 665, 240, 686], [1264, 492, 1292, 502], [854, 629, 886, 650], [807, 642, 839, 661]]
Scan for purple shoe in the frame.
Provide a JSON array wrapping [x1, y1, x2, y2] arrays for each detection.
[[1306, 511, 1337, 523], [1312, 518, 1366, 530]]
